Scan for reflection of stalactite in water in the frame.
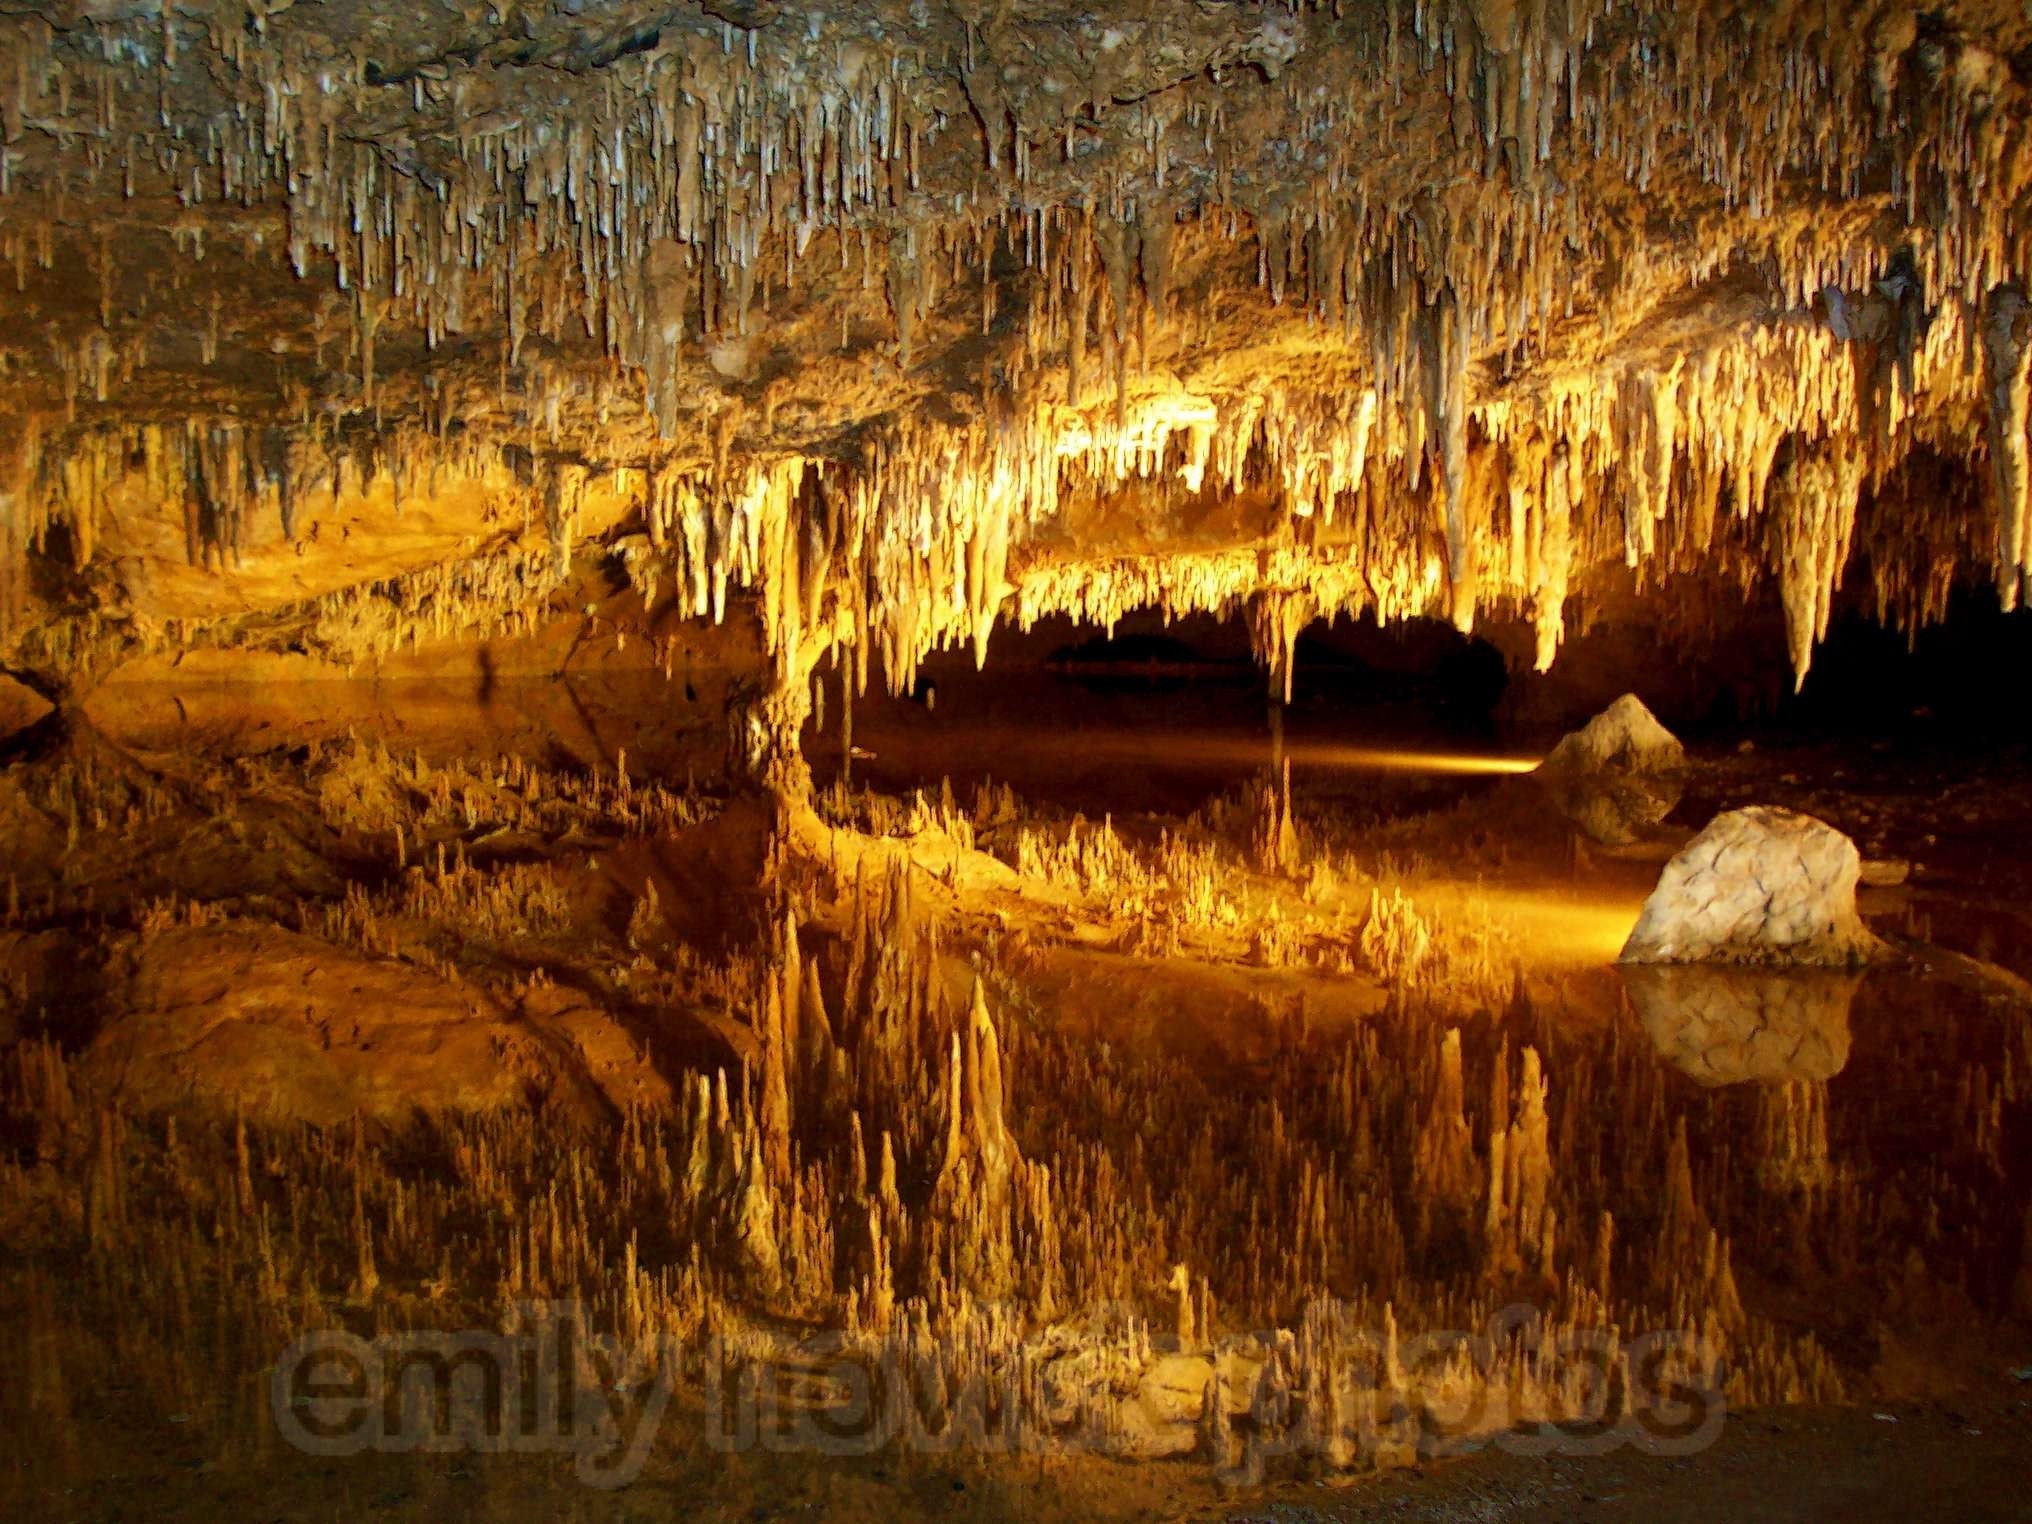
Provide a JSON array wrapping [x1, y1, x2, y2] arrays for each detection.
[[1485, 1045, 1555, 1280], [1411, 1027, 1476, 1254], [1754, 1082, 1833, 1194], [2015, 1206, 2032, 1321]]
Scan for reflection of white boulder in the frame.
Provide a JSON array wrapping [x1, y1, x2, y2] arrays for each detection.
[[1534, 694, 1685, 844], [1621, 806, 1879, 966], [1619, 963, 1857, 1085]]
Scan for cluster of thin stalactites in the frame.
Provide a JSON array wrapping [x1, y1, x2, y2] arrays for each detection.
[[0, 4, 2029, 702]]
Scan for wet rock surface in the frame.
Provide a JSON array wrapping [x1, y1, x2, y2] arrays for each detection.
[[1621, 805, 1879, 966]]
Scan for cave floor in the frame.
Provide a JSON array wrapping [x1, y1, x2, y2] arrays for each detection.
[[1, 679, 2029, 1521]]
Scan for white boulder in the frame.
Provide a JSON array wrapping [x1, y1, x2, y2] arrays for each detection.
[[1620, 805, 1878, 966]]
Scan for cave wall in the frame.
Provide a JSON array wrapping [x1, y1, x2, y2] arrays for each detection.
[[0, 2, 2029, 750]]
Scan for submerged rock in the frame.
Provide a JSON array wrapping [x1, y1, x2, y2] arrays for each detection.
[[1621, 806, 1879, 967], [1535, 693, 1686, 844]]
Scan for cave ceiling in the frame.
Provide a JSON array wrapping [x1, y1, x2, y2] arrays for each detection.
[[1, 0, 2030, 711]]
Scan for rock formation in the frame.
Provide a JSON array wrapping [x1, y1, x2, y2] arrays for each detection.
[[2, 2, 2030, 1509], [928, 977, 1025, 1297], [1535, 692, 1686, 844], [0, 5, 2028, 743], [5, 738, 2023, 1495], [1621, 806, 1880, 966]]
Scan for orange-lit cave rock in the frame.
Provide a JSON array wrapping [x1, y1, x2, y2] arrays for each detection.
[[2, 4, 2032, 1521]]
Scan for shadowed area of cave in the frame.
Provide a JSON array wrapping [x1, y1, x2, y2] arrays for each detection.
[[2, 4, 2032, 1521]]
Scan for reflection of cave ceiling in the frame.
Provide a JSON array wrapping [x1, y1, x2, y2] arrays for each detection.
[[1, 2, 2029, 708]]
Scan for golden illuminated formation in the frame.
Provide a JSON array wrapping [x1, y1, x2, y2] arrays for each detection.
[[0, 4, 2030, 1521]]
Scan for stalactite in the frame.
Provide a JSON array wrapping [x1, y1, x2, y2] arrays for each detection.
[[757, 975, 793, 1187], [3, 3, 2030, 723], [1431, 287, 1477, 632], [1771, 438, 1865, 690], [0, 418, 26, 651], [1248, 591, 1315, 705], [1982, 285, 2032, 610]]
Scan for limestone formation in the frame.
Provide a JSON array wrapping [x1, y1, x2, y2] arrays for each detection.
[[1620, 807, 1879, 967], [1534, 693, 1686, 844], [12, 736, 2020, 1495], [0, 2, 2027, 1508], [78, 922, 673, 1123], [0, 5, 2029, 727]]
